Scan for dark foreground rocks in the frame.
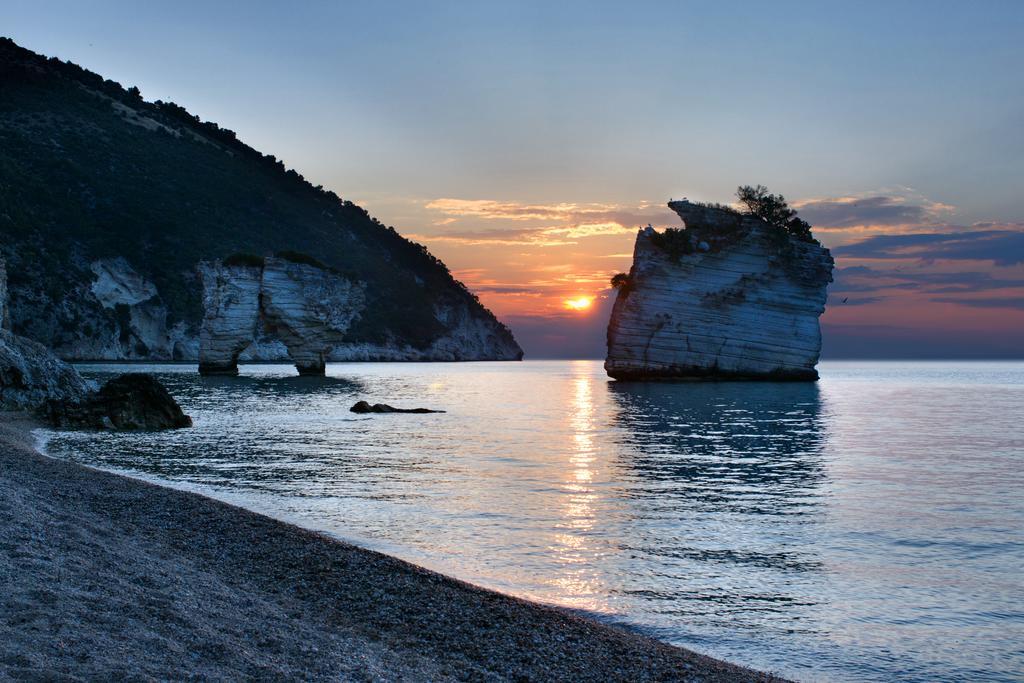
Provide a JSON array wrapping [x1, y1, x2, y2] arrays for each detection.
[[350, 400, 445, 414], [47, 373, 192, 430], [0, 330, 91, 410]]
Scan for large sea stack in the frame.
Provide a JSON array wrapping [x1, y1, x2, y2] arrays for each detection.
[[605, 200, 833, 381], [0, 38, 521, 363]]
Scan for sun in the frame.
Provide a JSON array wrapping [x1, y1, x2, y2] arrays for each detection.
[[564, 296, 594, 312]]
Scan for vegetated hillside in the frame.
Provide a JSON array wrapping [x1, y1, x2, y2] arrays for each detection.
[[0, 37, 521, 361]]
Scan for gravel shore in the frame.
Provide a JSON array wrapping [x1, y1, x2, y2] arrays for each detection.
[[0, 415, 784, 682]]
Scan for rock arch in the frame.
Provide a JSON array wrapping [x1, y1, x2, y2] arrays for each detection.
[[198, 257, 365, 376]]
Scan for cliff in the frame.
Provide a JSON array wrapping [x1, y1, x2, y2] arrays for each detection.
[[0, 37, 521, 362], [605, 201, 833, 380]]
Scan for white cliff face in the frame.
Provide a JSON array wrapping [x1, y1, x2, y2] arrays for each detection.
[[327, 301, 523, 362], [605, 202, 833, 381], [43, 258, 196, 361], [197, 261, 263, 375], [16, 252, 520, 365], [90, 258, 158, 307], [198, 258, 366, 375], [259, 258, 366, 374]]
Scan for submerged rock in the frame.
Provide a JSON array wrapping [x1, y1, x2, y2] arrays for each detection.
[[350, 400, 444, 414], [48, 373, 192, 430], [605, 201, 833, 381]]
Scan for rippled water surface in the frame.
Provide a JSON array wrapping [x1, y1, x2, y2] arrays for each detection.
[[41, 361, 1024, 681]]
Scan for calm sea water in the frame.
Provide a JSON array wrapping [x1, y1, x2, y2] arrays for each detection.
[[39, 361, 1024, 682]]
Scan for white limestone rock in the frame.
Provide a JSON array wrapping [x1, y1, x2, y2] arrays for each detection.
[[327, 301, 523, 362], [90, 258, 158, 308], [59, 258, 189, 360], [197, 261, 264, 375], [198, 257, 366, 375], [198, 255, 522, 372], [259, 258, 366, 374], [605, 201, 833, 381]]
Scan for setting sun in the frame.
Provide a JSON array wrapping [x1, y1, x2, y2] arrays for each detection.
[[564, 296, 594, 311]]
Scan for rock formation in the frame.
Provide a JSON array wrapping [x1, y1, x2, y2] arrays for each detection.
[[86, 258, 197, 360], [0, 258, 92, 410], [47, 373, 192, 430], [199, 256, 366, 376], [0, 330, 93, 411], [0, 258, 191, 429], [605, 201, 833, 381]]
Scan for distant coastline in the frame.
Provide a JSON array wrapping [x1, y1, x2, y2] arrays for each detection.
[[0, 415, 780, 682]]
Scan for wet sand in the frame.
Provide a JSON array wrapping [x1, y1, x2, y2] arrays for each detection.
[[0, 415, 784, 681]]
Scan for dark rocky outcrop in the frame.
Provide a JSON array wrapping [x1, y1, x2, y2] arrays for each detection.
[[47, 373, 192, 430], [350, 401, 444, 414], [606, 200, 833, 381], [0, 258, 92, 410], [0, 258, 190, 430], [0, 330, 92, 410]]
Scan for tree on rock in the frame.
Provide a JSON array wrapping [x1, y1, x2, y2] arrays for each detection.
[[736, 185, 817, 243]]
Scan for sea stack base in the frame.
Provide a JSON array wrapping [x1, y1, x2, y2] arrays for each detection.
[[606, 366, 820, 382]]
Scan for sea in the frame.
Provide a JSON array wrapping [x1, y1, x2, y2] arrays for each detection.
[[38, 360, 1024, 682]]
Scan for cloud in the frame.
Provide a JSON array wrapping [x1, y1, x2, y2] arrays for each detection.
[[831, 265, 1024, 297], [407, 228, 576, 247], [930, 296, 1024, 310], [419, 198, 678, 246], [795, 190, 954, 229], [410, 220, 639, 247], [833, 229, 1024, 266], [543, 221, 636, 238], [425, 198, 618, 222]]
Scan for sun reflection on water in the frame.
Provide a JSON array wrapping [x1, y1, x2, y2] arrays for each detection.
[[547, 368, 607, 612]]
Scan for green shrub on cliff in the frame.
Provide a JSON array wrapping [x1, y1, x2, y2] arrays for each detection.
[[274, 251, 330, 270], [648, 227, 694, 262], [736, 185, 818, 244], [223, 253, 266, 268], [610, 271, 635, 298]]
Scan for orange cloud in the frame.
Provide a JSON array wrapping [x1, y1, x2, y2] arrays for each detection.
[[425, 198, 619, 221]]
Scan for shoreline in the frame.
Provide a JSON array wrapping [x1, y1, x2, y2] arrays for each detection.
[[1, 414, 784, 681]]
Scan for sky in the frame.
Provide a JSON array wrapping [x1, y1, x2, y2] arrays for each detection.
[[5, 1, 1023, 358]]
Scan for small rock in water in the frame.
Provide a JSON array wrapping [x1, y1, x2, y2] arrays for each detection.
[[350, 400, 444, 414]]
